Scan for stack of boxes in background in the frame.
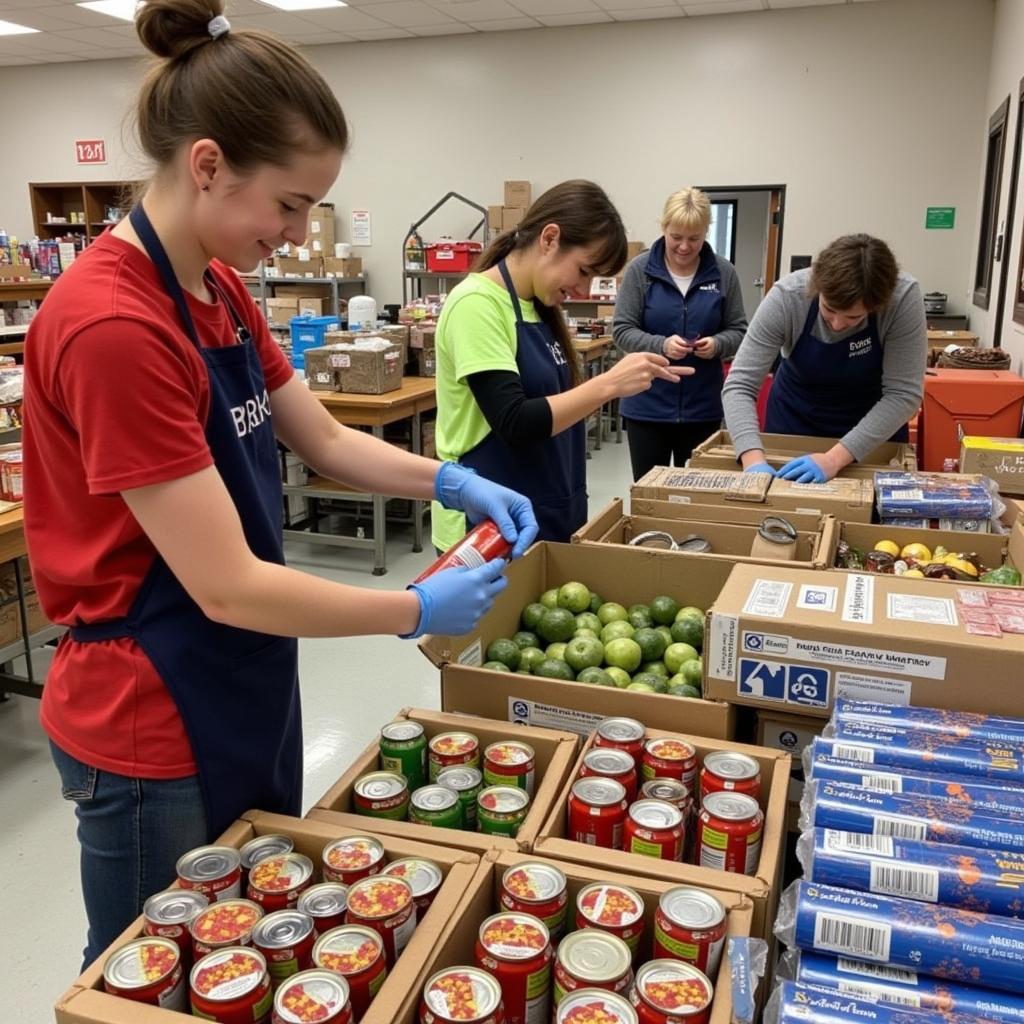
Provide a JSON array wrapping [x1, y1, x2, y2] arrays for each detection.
[[487, 180, 532, 234], [266, 204, 364, 280]]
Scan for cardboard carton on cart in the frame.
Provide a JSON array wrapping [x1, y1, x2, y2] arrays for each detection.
[[628, 495, 825, 533], [53, 811, 479, 1024]]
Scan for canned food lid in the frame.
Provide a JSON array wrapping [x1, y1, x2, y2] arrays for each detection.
[[571, 777, 627, 808], [583, 749, 635, 775], [411, 785, 459, 812], [274, 970, 350, 1024], [323, 836, 384, 872], [640, 779, 688, 802], [629, 530, 676, 550], [355, 771, 408, 801], [436, 766, 483, 791], [103, 937, 179, 990], [176, 844, 241, 882], [628, 799, 683, 830], [430, 732, 479, 756], [297, 883, 348, 918], [658, 888, 725, 930], [190, 947, 267, 1000], [502, 862, 566, 904], [143, 888, 208, 925], [557, 930, 631, 982], [191, 899, 263, 942], [758, 515, 798, 544], [479, 912, 549, 960], [596, 717, 645, 744], [313, 925, 383, 975], [424, 966, 502, 1021], [645, 738, 696, 762], [249, 853, 314, 894], [239, 834, 294, 870], [485, 740, 535, 766], [347, 876, 413, 919], [703, 751, 759, 782], [577, 884, 644, 927], [251, 909, 315, 949], [635, 960, 712, 1013], [382, 721, 425, 743], [702, 791, 761, 821], [676, 534, 712, 553], [381, 858, 443, 897], [478, 785, 530, 813], [557, 988, 638, 1024]]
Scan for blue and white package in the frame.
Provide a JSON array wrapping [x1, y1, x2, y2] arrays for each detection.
[[873, 472, 996, 520], [832, 699, 1024, 746], [797, 827, 1024, 917], [727, 936, 768, 1024], [776, 880, 1024, 993]]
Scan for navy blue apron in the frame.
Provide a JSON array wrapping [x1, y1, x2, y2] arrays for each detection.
[[460, 261, 586, 542], [765, 297, 909, 442], [69, 205, 302, 840]]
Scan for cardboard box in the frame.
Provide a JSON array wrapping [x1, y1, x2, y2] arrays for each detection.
[[535, 727, 791, 944], [323, 256, 363, 278], [265, 296, 300, 324], [411, 324, 436, 350], [960, 435, 1024, 496], [1003, 496, 1024, 528], [704, 562, 1024, 718], [766, 477, 875, 523], [632, 467, 772, 505], [328, 342, 403, 395], [308, 202, 336, 249], [487, 205, 503, 231], [298, 296, 325, 317], [420, 542, 736, 740], [503, 180, 532, 208], [629, 496, 825, 534], [275, 255, 324, 278], [417, 346, 436, 378], [501, 207, 526, 232], [54, 811, 479, 1024], [309, 707, 579, 854], [303, 345, 343, 391], [756, 709, 824, 832]]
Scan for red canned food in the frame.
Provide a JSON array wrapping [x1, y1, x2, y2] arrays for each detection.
[[474, 912, 552, 1024], [483, 741, 536, 796], [190, 946, 273, 1024], [420, 965, 506, 1024], [499, 861, 568, 941], [102, 936, 188, 1012], [579, 749, 638, 803], [312, 924, 388, 1021], [143, 889, 209, 964], [252, 910, 316, 989], [641, 739, 698, 792], [552, 929, 633, 1009], [696, 792, 763, 876], [297, 884, 349, 937], [191, 899, 264, 959], [382, 858, 444, 917], [629, 960, 712, 1024], [322, 836, 385, 885], [574, 884, 645, 961], [272, 969, 352, 1024], [624, 800, 685, 862], [177, 845, 243, 902], [413, 519, 511, 584], [240, 835, 295, 890], [353, 771, 410, 820], [568, 777, 628, 850], [594, 718, 646, 771], [652, 888, 726, 978], [639, 779, 693, 823], [699, 752, 761, 804], [345, 875, 416, 967], [556, 988, 637, 1024], [248, 853, 315, 912], [429, 732, 481, 783]]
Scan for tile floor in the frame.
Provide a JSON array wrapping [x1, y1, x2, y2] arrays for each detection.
[[2, 436, 636, 1024]]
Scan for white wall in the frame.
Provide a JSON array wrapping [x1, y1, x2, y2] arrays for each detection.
[[0, 0, 992, 310], [708, 191, 771, 316]]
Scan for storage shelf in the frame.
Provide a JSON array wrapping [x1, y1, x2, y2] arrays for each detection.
[[404, 270, 469, 280]]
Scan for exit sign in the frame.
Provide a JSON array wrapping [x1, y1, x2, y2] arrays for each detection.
[[926, 206, 955, 229], [75, 139, 106, 165]]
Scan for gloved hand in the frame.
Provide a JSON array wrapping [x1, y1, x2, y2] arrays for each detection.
[[404, 559, 509, 638], [435, 462, 539, 559], [777, 454, 830, 484], [744, 463, 777, 475]]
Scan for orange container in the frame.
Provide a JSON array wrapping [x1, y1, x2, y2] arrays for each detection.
[[920, 368, 1024, 471]]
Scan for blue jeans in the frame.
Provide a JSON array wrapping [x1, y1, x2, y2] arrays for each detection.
[[49, 741, 209, 970]]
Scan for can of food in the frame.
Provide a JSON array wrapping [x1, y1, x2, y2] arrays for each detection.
[[191, 898, 264, 958], [629, 959, 713, 1024], [699, 752, 761, 804], [102, 937, 188, 1012], [177, 845, 243, 903], [641, 739, 698, 792], [380, 721, 428, 791], [499, 861, 568, 941], [552, 929, 633, 1008], [580, 749, 639, 803], [409, 785, 463, 829], [595, 718, 646, 774], [312, 925, 388, 1021], [652, 888, 726, 977], [575, 884, 646, 960], [639, 779, 693, 822], [272, 969, 352, 1024], [474, 912, 552, 1024], [568, 777, 628, 849], [420, 966, 506, 1024], [437, 765, 484, 829], [322, 836, 385, 885], [353, 771, 410, 822], [248, 853, 315, 912], [252, 910, 316, 988], [483, 741, 536, 796], [697, 792, 763, 876], [477, 786, 530, 838], [190, 947, 273, 1024], [556, 988, 637, 1024], [297, 884, 349, 937], [382, 858, 444, 916], [429, 732, 481, 782], [412, 519, 511, 584], [143, 889, 209, 963], [344, 875, 416, 967], [240, 835, 295, 890], [625, 800, 685, 862]]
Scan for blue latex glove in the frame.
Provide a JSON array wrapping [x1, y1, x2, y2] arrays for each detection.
[[435, 462, 539, 559], [777, 454, 829, 484], [404, 558, 509, 638], [744, 462, 777, 476]]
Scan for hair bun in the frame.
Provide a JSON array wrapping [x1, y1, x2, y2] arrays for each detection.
[[136, 0, 225, 61]]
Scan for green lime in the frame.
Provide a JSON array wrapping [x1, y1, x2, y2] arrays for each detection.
[[603, 637, 642, 673], [675, 605, 705, 622], [665, 642, 700, 675], [670, 616, 704, 649], [626, 682, 656, 693], [633, 627, 667, 662], [577, 667, 615, 686], [573, 628, 599, 641], [601, 621, 635, 644], [519, 647, 546, 673], [535, 658, 575, 681], [575, 612, 602, 634], [589, 592, 604, 614], [482, 660, 509, 671], [537, 607, 576, 643], [597, 602, 629, 625], [521, 603, 546, 631], [512, 631, 539, 650], [540, 588, 560, 609], [669, 684, 702, 699], [606, 666, 632, 689], [546, 642, 568, 661], [655, 625, 674, 647], [649, 595, 681, 625], [641, 660, 669, 678], [632, 671, 667, 693], [628, 607, 654, 630], [486, 639, 521, 671], [565, 636, 605, 673], [558, 581, 592, 614], [680, 658, 703, 689]]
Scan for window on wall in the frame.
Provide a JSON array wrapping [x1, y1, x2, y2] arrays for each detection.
[[974, 96, 1010, 309], [1014, 76, 1024, 327], [708, 201, 737, 263]]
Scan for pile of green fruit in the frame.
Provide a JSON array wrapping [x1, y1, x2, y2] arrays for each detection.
[[481, 580, 705, 699]]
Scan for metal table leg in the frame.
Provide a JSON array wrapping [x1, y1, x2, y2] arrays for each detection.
[[371, 425, 387, 575], [412, 410, 424, 553]]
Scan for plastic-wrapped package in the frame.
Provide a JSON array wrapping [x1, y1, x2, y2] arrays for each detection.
[[726, 936, 767, 1024], [874, 471, 1004, 523], [832, 699, 1024, 745]]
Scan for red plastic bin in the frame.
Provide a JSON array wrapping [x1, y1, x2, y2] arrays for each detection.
[[425, 240, 482, 274]]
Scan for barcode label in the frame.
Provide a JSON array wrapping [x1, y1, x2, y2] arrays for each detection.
[[699, 845, 726, 871], [824, 830, 895, 856], [874, 815, 928, 841], [870, 861, 940, 902], [837, 982, 922, 1008], [814, 912, 892, 961], [837, 959, 919, 986], [833, 744, 876, 764], [862, 773, 903, 793]]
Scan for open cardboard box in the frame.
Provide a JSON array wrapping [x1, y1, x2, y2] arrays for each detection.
[[960, 435, 1024, 497], [705, 562, 1024, 718], [385, 850, 755, 1024], [308, 708, 579, 855], [54, 811, 479, 1024], [420, 542, 736, 741], [629, 495, 824, 533], [534, 728, 790, 945]]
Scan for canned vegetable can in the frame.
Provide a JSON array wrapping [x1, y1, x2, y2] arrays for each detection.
[[629, 959, 713, 1024], [484, 741, 537, 796], [500, 861, 568, 941], [420, 965, 506, 1024], [143, 888, 209, 963], [102, 936, 188, 1012], [190, 898, 264, 958], [652, 888, 726, 977], [312, 924, 388, 1021], [248, 853, 315, 912], [552, 929, 633, 1008], [580, 749, 638, 803], [478, 785, 530, 837], [345, 875, 417, 967], [410, 785, 464, 829], [297, 883, 349, 936], [382, 857, 444, 916], [353, 771, 410, 821], [641, 738, 698, 791], [240, 835, 295, 889], [700, 751, 761, 803], [272, 968, 352, 1024], [474, 912, 552, 1024], [697, 792, 763, 876], [575, 883, 645, 961], [380, 720, 428, 791], [189, 946, 273, 1024], [429, 732, 481, 782], [568, 777, 628, 849], [556, 988, 637, 1024], [252, 909, 316, 988], [177, 844, 243, 902], [322, 836, 385, 885], [437, 765, 484, 829], [413, 519, 511, 583], [625, 800, 685, 862]]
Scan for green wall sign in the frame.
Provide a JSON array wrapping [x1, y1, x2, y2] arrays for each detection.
[[926, 207, 956, 229]]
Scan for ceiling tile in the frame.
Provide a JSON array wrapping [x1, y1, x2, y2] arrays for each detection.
[[48, 25, 129, 45], [768, 0, 842, 6], [14, 8, 90, 31], [681, 0, 761, 9], [510, 0, 601, 14], [410, 21, 474, 32], [424, 0, 524, 20], [347, 24, 415, 36], [594, 0, 677, 9], [466, 15, 537, 29], [537, 10, 612, 24], [370, 1, 457, 26], [606, 6, 683, 20], [228, 11, 323, 33], [294, 6, 390, 28]]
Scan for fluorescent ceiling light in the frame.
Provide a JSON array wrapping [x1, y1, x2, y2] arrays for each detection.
[[256, 0, 347, 9], [0, 19, 39, 34], [76, 0, 139, 21]]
